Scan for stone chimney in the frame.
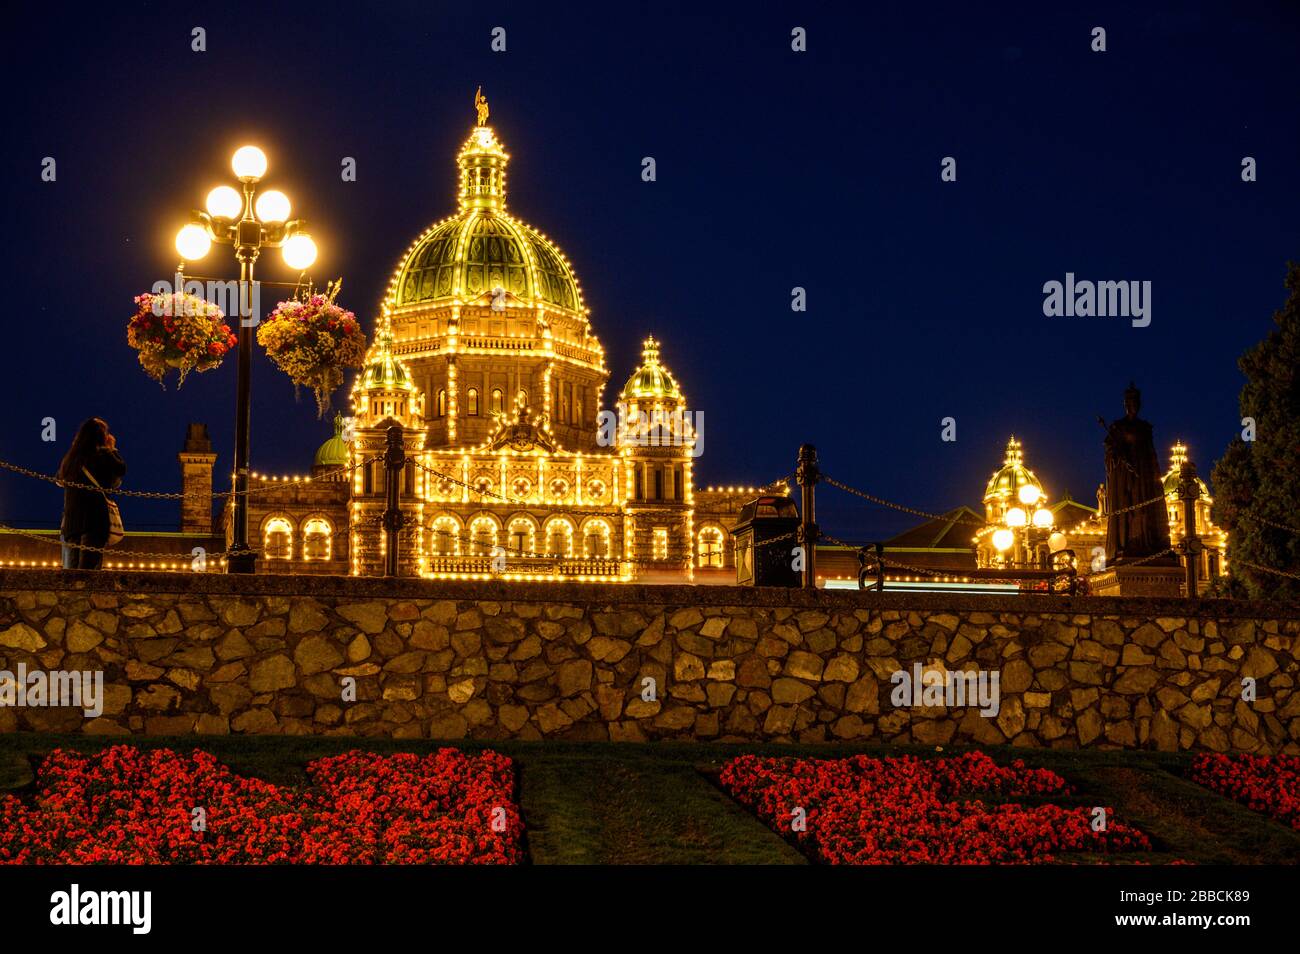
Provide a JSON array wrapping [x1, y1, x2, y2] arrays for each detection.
[[178, 423, 217, 534]]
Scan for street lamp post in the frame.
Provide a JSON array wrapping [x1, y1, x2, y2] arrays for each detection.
[[174, 146, 318, 573], [992, 484, 1054, 569]]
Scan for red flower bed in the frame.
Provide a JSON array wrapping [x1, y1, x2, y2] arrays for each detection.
[[1190, 753, 1300, 831], [0, 746, 523, 865], [719, 751, 1151, 864]]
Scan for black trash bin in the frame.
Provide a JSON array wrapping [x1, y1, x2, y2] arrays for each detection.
[[731, 494, 800, 587]]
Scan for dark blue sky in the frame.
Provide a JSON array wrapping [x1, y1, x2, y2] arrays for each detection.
[[2, 1, 1297, 540]]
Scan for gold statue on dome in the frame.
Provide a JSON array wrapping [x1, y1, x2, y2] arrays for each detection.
[[474, 86, 489, 126]]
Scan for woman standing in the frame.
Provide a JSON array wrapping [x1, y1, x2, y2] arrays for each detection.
[[59, 418, 126, 570]]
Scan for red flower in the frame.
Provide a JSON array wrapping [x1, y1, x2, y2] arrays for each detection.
[[1190, 753, 1300, 831], [719, 751, 1153, 865], [0, 746, 524, 865]]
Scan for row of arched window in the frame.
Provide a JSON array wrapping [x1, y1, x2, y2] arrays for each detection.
[[428, 513, 613, 559], [262, 516, 334, 561], [260, 512, 726, 567]]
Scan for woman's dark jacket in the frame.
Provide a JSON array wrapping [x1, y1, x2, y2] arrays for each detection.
[[61, 448, 126, 540]]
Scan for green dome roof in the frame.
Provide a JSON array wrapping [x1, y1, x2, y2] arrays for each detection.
[[393, 211, 583, 313], [388, 124, 585, 315], [314, 414, 350, 467], [361, 324, 416, 392], [984, 436, 1044, 501], [621, 336, 682, 401]]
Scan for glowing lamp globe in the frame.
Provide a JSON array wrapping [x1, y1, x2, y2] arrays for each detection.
[[992, 528, 1015, 552], [1032, 508, 1054, 529], [231, 145, 268, 180], [255, 189, 290, 223], [205, 185, 242, 219], [282, 233, 317, 270], [1018, 484, 1042, 506], [1005, 507, 1027, 528], [1048, 531, 1067, 552], [175, 224, 212, 260]]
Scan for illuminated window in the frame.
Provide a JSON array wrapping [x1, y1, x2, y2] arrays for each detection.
[[470, 517, 499, 555], [586, 479, 606, 501], [431, 516, 461, 556], [303, 518, 332, 561], [511, 477, 532, 498], [490, 388, 504, 413], [549, 478, 569, 500], [546, 519, 574, 557], [517, 388, 529, 409], [697, 526, 724, 568], [437, 389, 447, 417], [583, 519, 612, 559], [467, 388, 480, 416], [508, 517, 537, 556], [653, 528, 669, 562], [263, 517, 293, 560]]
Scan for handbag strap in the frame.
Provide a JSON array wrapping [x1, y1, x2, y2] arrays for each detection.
[[81, 465, 110, 496]]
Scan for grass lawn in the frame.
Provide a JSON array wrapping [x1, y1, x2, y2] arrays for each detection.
[[2, 735, 1298, 865]]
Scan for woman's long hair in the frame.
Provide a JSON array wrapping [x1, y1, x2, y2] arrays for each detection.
[[59, 417, 108, 483]]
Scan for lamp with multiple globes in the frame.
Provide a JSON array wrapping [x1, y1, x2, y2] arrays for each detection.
[[170, 145, 321, 573], [991, 478, 1056, 568]]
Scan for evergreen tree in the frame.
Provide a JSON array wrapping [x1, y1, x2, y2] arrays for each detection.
[[1211, 262, 1300, 599]]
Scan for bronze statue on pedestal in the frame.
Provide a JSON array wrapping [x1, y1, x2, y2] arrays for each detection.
[[1101, 383, 1172, 566]]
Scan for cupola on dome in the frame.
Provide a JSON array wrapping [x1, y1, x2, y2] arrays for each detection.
[[620, 336, 683, 401], [386, 100, 585, 316]]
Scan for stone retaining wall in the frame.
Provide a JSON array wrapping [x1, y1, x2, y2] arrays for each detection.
[[1, 570, 1298, 752]]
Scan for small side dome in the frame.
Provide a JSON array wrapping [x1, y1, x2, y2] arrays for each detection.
[[620, 336, 683, 402], [361, 323, 416, 393], [984, 436, 1044, 501], [314, 413, 350, 468]]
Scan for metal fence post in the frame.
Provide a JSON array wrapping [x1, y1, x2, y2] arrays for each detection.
[[382, 425, 405, 578], [1177, 459, 1203, 599], [796, 444, 819, 589]]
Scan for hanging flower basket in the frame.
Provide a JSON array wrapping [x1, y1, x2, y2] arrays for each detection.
[[127, 292, 235, 388], [257, 284, 366, 417]]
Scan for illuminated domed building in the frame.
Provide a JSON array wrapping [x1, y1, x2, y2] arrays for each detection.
[[223, 96, 770, 581], [975, 437, 1069, 568]]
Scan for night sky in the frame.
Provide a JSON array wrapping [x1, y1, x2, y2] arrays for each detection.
[[2, 1, 1297, 542]]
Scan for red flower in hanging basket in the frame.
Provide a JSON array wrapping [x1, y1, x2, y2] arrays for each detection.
[[126, 292, 234, 387]]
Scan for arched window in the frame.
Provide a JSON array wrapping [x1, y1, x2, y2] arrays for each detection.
[[263, 517, 293, 560], [430, 516, 461, 556], [508, 517, 537, 557], [467, 387, 480, 416], [303, 518, 332, 561], [517, 388, 529, 410], [697, 526, 724, 568], [545, 519, 574, 558], [583, 519, 612, 559], [437, 389, 447, 417], [490, 388, 504, 414], [470, 516, 499, 556]]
